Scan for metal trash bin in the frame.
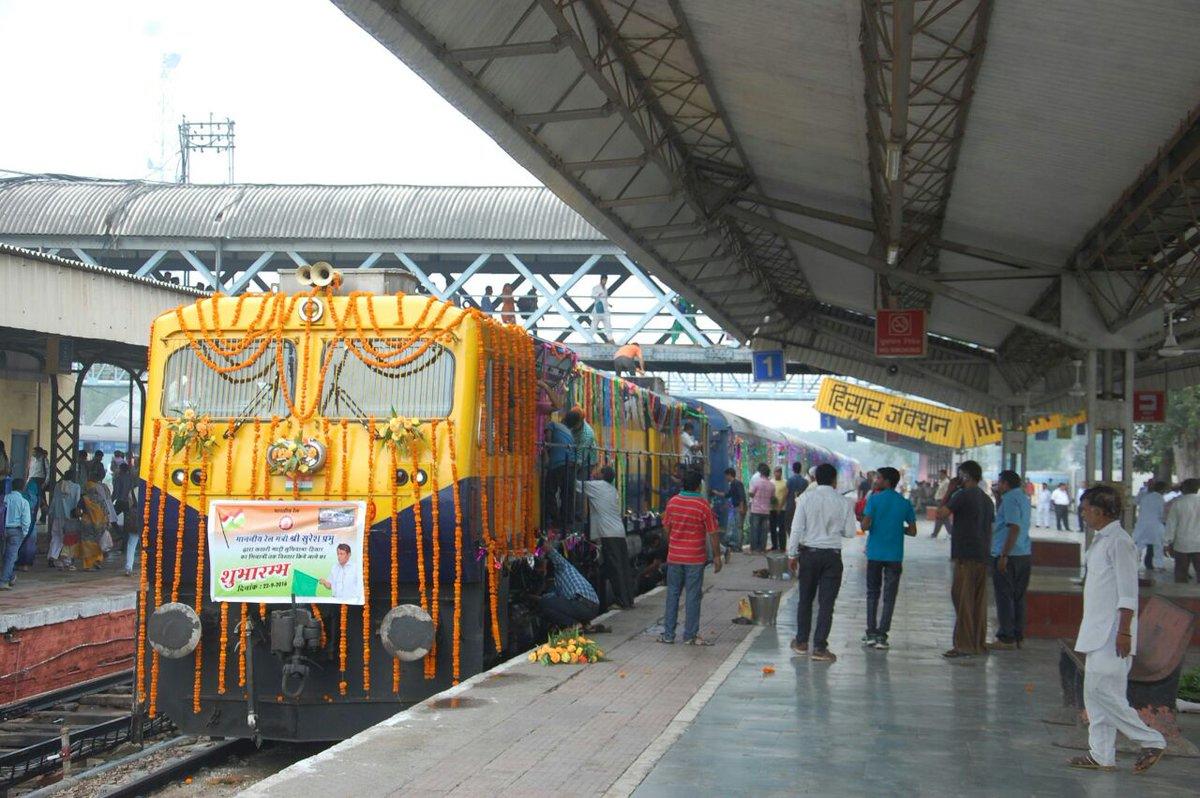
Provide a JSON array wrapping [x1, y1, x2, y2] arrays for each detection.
[[765, 554, 788, 579], [748, 590, 782, 626]]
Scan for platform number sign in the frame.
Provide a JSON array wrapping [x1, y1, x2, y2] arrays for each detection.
[[751, 350, 785, 383], [819, 413, 838, 430]]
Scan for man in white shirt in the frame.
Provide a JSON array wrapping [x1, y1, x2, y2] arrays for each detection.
[[1051, 483, 1072, 531], [787, 463, 857, 663], [1165, 478, 1200, 584], [578, 466, 633, 609], [1068, 486, 1164, 774], [320, 543, 364, 603], [589, 275, 613, 341]]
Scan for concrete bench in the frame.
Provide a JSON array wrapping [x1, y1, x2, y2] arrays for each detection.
[[1055, 596, 1197, 753]]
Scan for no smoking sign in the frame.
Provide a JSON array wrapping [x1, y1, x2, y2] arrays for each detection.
[[875, 309, 927, 357]]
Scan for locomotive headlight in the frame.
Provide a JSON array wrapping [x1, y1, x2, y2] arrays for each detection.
[[147, 602, 202, 659], [171, 468, 186, 486], [394, 468, 410, 486], [413, 469, 428, 486], [190, 468, 206, 486]]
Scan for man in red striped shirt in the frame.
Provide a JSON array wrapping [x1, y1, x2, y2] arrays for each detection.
[[658, 469, 721, 645]]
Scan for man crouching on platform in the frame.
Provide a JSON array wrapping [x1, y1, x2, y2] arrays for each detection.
[[536, 540, 610, 635], [1067, 485, 1165, 775]]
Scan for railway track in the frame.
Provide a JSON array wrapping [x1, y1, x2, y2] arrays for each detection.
[[0, 670, 173, 795]]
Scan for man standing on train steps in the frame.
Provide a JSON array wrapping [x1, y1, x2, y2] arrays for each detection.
[[578, 466, 634, 609], [788, 463, 857, 662]]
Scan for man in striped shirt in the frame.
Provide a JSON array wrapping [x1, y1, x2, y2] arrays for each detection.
[[658, 469, 721, 645]]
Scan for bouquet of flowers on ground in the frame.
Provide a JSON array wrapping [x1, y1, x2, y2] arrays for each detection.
[[168, 407, 218, 457], [528, 625, 604, 665]]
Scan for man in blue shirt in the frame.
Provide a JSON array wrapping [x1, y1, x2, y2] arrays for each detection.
[[2, 478, 33, 589], [783, 461, 809, 534], [991, 470, 1032, 649], [538, 545, 602, 632], [860, 467, 916, 650]]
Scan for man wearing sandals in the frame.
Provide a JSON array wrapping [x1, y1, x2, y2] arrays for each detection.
[[1068, 485, 1165, 775], [659, 469, 721, 646]]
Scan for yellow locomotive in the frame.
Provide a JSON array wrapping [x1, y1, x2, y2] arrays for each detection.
[[136, 267, 699, 741]]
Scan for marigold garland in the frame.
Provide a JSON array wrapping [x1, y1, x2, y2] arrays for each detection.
[[447, 420, 464, 684], [193, 458, 208, 714], [135, 419, 161, 704], [238, 603, 248, 688], [149, 429, 172, 719], [426, 419, 441, 680], [339, 603, 349, 696], [217, 601, 229, 694], [411, 444, 428, 621], [476, 323, 501, 650], [250, 419, 263, 499], [223, 422, 236, 495], [170, 448, 191, 603], [389, 444, 400, 693], [265, 415, 280, 498], [363, 418, 376, 694]]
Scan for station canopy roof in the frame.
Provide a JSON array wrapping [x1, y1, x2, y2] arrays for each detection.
[[331, 0, 1200, 414]]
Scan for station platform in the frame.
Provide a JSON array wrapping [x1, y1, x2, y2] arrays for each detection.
[[0, 549, 136, 705], [247, 528, 1199, 796]]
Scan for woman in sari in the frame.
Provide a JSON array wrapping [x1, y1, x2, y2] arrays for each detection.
[[77, 480, 112, 570]]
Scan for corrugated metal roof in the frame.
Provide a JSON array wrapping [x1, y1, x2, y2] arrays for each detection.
[[0, 176, 606, 242], [0, 243, 206, 297]]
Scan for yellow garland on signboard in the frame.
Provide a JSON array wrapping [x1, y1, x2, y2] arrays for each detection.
[[815, 378, 1086, 449]]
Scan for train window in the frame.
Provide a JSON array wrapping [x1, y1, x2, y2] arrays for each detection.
[[161, 340, 294, 418], [319, 339, 454, 419]]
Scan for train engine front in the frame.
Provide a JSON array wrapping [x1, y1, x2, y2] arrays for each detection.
[[136, 267, 538, 741]]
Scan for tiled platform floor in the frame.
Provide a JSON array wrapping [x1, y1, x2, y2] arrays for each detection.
[[633, 530, 1200, 797]]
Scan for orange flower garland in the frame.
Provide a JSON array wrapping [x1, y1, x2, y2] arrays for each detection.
[[497, 331, 510, 557], [447, 420, 464, 684], [193, 458, 208, 713], [217, 601, 229, 694], [265, 415, 280, 499], [149, 429, 172, 719], [410, 444, 428, 625], [339, 603, 349, 696], [389, 444, 400, 693], [170, 448, 191, 603], [250, 420, 262, 499], [477, 323, 501, 650], [135, 419, 161, 703], [426, 419, 441, 680], [238, 602, 248, 688], [363, 418, 376, 694]]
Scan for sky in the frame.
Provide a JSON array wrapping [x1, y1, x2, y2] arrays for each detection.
[[0, 0, 538, 185], [0, 0, 830, 431]]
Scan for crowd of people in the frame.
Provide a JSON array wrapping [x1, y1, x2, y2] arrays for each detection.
[[0, 447, 145, 589], [778, 459, 1168, 774]]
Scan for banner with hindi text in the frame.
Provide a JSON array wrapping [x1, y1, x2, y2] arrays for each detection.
[[207, 500, 367, 605]]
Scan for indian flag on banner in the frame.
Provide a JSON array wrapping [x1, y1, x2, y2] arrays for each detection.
[[217, 508, 246, 533]]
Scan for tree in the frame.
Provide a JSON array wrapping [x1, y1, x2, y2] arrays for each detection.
[[1133, 386, 1200, 481]]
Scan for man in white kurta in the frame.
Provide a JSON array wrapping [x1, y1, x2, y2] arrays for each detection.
[[1070, 486, 1165, 773]]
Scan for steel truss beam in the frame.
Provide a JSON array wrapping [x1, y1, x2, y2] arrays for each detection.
[[859, 0, 994, 307], [998, 103, 1200, 387], [651, 371, 823, 401]]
